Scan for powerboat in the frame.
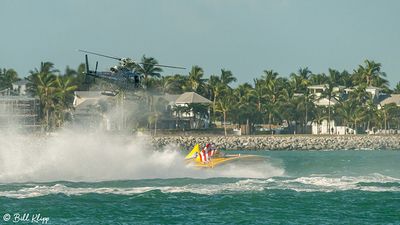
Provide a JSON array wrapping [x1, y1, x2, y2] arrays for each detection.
[[184, 144, 263, 168]]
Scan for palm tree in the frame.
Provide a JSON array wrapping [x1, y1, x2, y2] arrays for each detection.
[[350, 107, 366, 134], [75, 63, 94, 91], [320, 82, 335, 134], [0, 68, 19, 91], [390, 105, 400, 130], [309, 73, 328, 85], [133, 56, 164, 127], [379, 103, 399, 132], [393, 82, 400, 94], [290, 67, 312, 93], [336, 100, 356, 133], [253, 78, 266, 112], [303, 88, 318, 130], [234, 83, 257, 134], [215, 88, 235, 136], [313, 106, 327, 134], [172, 104, 190, 130], [54, 75, 78, 126], [348, 85, 370, 105], [263, 72, 285, 132], [208, 75, 222, 120], [285, 90, 316, 133], [364, 96, 378, 132], [340, 70, 353, 87], [27, 63, 58, 130], [327, 69, 353, 87], [208, 70, 236, 123], [220, 69, 237, 86], [187, 103, 209, 129], [135, 55, 163, 90], [353, 60, 388, 88], [187, 66, 207, 94], [158, 74, 186, 94]]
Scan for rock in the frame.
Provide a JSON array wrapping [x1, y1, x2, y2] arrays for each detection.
[[152, 135, 400, 151]]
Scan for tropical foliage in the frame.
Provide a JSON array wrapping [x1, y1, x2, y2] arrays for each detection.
[[1, 58, 400, 134], [0, 68, 19, 91], [24, 62, 78, 130]]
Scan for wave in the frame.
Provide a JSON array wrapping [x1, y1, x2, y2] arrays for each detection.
[[1, 173, 399, 199], [284, 173, 400, 192]]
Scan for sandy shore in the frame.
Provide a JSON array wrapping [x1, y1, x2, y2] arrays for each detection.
[[152, 135, 400, 150]]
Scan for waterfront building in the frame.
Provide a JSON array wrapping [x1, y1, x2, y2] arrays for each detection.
[[154, 92, 212, 129], [379, 94, 400, 108], [72, 91, 118, 130], [0, 95, 40, 131], [12, 80, 29, 96]]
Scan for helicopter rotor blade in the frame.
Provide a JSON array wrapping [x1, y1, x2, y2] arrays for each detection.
[[79, 49, 185, 69], [78, 49, 122, 61], [139, 62, 186, 70]]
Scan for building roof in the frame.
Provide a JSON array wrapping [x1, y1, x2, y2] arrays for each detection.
[[307, 84, 327, 89], [75, 91, 107, 98], [153, 94, 180, 104], [379, 94, 400, 106], [308, 85, 345, 93], [175, 92, 212, 104], [12, 80, 29, 86], [366, 86, 382, 90], [345, 85, 382, 91], [314, 97, 338, 106], [74, 99, 100, 109], [74, 91, 116, 107]]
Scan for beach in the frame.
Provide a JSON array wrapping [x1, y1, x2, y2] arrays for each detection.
[[152, 135, 400, 150]]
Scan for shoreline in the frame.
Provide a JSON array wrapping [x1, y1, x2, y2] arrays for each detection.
[[152, 135, 400, 150]]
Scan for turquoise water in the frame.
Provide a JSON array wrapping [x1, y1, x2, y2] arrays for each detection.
[[1, 150, 400, 224]]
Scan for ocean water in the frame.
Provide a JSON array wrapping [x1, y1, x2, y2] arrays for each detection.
[[1, 134, 400, 224]]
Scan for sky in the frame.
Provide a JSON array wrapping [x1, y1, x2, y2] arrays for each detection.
[[1, 0, 399, 87]]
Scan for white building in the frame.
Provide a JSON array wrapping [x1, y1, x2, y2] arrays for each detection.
[[12, 80, 29, 95], [307, 84, 343, 107], [155, 92, 212, 129], [344, 86, 382, 101], [73, 91, 118, 130], [312, 119, 355, 135]]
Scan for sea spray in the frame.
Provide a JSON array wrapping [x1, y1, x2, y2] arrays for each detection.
[[0, 129, 283, 183]]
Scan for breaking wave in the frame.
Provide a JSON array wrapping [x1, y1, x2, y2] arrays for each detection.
[[1, 173, 399, 199]]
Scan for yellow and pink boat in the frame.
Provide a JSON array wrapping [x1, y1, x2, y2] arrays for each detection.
[[184, 144, 264, 168]]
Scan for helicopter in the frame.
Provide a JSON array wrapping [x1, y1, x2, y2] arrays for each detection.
[[79, 49, 185, 95]]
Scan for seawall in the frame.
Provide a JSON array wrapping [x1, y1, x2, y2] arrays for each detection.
[[152, 135, 400, 150]]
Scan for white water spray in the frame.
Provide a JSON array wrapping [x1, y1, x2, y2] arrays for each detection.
[[0, 129, 284, 183]]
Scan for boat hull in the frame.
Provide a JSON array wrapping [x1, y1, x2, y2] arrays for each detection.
[[187, 154, 264, 168]]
